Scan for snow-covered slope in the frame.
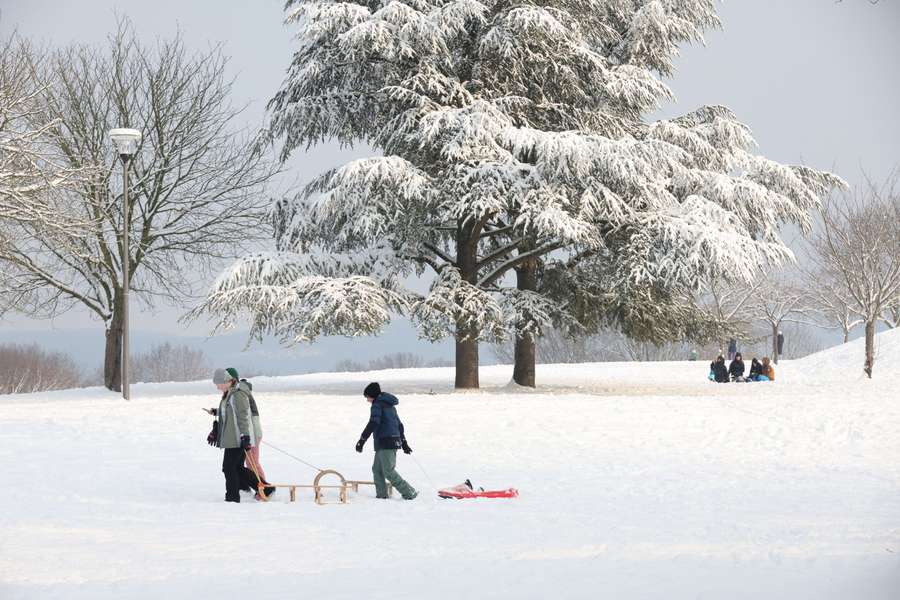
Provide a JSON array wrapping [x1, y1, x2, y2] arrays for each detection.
[[793, 326, 900, 382], [2, 360, 898, 600]]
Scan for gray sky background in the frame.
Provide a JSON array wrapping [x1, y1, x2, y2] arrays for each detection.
[[0, 0, 898, 369]]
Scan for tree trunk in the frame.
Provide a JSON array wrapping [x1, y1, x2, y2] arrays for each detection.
[[513, 256, 537, 387], [863, 319, 876, 378], [455, 326, 479, 388], [772, 323, 779, 364], [104, 295, 124, 392], [454, 220, 480, 389], [513, 333, 535, 387]]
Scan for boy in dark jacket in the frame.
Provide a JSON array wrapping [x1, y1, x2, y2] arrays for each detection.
[[355, 382, 417, 500]]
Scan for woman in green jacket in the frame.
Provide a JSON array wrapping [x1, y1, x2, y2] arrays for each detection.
[[208, 368, 258, 502]]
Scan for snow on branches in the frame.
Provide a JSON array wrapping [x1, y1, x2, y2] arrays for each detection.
[[413, 267, 568, 342], [0, 36, 91, 233], [196, 252, 410, 344], [211, 0, 844, 387]]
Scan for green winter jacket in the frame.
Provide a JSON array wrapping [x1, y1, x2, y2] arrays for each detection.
[[216, 382, 253, 449]]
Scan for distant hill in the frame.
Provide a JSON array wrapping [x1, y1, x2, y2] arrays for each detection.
[[0, 321, 456, 376]]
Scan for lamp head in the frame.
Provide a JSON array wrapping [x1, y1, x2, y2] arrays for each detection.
[[108, 128, 142, 157]]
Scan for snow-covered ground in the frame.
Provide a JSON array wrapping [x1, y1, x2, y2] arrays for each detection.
[[2, 330, 899, 599]]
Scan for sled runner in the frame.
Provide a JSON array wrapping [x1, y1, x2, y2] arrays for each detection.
[[346, 479, 394, 497], [438, 479, 519, 499]]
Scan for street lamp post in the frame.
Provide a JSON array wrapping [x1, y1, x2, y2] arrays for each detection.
[[108, 128, 142, 401]]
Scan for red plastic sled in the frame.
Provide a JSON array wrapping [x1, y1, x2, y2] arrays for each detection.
[[438, 480, 519, 499]]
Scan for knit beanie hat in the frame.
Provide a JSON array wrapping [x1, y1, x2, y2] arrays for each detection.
[[213, 368, 239, 384], [212, 368, 228, 384], [363, 382, 381, 399]]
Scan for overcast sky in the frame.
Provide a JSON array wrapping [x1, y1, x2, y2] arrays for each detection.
[[1, 0, 898, 351]]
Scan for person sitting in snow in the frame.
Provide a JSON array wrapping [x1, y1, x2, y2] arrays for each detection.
[[355, 382, 418, 500], [748, 358, 763, 381], [728, 352, 746, 382], [761, 356, 775, 382], [207, 368, 274, 502], [709, 355, 729, 383]]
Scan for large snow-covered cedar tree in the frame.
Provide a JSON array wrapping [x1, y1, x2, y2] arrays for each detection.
[[199, 0, 843, 388]]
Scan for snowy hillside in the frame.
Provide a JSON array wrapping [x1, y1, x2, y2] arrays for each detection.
[[2, 357, 899, 599], [794, 326, 900, 382]]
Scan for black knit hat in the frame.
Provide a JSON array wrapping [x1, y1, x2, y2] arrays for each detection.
[[363, 382, 381, 399]]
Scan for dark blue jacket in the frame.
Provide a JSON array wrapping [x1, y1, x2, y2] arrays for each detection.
[[360, 392, 405, 450]]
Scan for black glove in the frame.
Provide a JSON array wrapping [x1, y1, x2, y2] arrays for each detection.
[[355, 439, 365, 453], [240, 435, 252, 450], [207, 421, 218, 446], [401, 439, 412, 455]]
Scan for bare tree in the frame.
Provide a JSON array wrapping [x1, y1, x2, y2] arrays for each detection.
[[737, 321, 823, 360], [810, 178, 900, 377], [778, 322, 825, 360], [333, 359, 366, 373], [492, 327, 691, 365], [803, 269, 864, 343], [699, 279, 761, 351], [425, 357, 454, 368], [0, 23, 280, 393], [609, 335, 690, 362], [493, 327, 598, 365], [0, 343, 81, 394], [129, 342, 209, 383], [537, 329, 597, 364], [750, 272, 815, 364], [333, 354, 451, 373], [368, 353, 425, 370], [0, 35, 94, 259]]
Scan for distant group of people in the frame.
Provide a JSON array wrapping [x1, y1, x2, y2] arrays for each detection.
[[709, 353, 775, 383]]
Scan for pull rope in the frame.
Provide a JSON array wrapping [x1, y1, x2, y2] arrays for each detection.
[[261, 440, 324, 473], [409, 454, 436, 490]]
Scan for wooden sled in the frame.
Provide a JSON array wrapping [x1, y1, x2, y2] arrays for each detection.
[[266, 469, 349, 505], [264, 471, 395, 504]]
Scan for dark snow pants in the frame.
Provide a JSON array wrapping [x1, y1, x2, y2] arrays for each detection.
[[372, 449, 416, 499], [222, 447, 259, 502]]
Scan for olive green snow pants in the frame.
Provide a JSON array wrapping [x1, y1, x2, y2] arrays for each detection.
[[372, 449, 416, 499]]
